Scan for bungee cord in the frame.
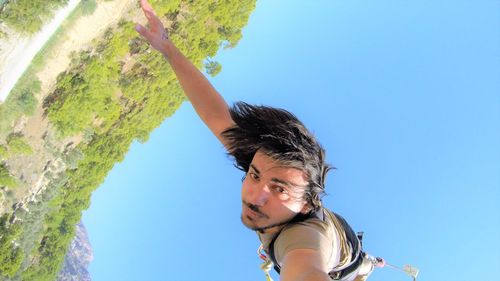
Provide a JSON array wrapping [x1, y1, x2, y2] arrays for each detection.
[[384, 262, 420, 281], [256, 243, 419, 281]]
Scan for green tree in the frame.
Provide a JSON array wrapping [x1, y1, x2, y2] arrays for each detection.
[[0, 77, 40, 138], [13, 85, 38, 116], [0, 163, 17, 188], [0, 145, 8, 159], [63, 149, 84, 170], [0, 214, 24, 278], [7, 134, 33, 155], [204, 59, 222, 77]]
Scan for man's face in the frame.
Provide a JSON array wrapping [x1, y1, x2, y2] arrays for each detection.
[[241, 150, 310, 233]]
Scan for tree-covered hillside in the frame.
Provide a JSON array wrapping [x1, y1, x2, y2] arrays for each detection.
[[0, 0, 256, 280]]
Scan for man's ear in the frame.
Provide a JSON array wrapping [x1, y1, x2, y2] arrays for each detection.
[[300, 203, 312, 214]]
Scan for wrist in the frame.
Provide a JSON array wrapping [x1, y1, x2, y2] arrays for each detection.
[[160, 39, 175, 58]]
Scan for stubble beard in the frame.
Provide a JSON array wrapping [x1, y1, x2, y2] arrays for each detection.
[[241, 201, 293, 233], [241, 214, 293, 233]]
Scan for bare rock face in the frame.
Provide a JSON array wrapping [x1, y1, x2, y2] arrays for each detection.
[[57, 221, 93, 281]]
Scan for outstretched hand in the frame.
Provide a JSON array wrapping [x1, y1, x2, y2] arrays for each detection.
[[135, 0, 170, 53]]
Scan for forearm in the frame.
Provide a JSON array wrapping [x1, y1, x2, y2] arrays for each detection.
[[281, 249, 331, 281], [302, 271, 331, 281], [159, 40, 234, 143], [282, 270, 331, 281]]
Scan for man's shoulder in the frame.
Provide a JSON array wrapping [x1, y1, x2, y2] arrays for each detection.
[[279, 208, 338, 241], [273, 208, 341, 266]]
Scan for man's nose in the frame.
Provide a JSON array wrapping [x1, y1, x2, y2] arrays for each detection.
[[249, 183, 270, 206]]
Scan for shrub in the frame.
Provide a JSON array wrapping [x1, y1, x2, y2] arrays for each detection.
[[7, 135, 33, 155], [0, 145, 8, 159], [0, 163, 17, 188]]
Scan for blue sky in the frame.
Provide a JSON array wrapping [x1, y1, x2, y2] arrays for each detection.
[[82, 0, 499, 280]]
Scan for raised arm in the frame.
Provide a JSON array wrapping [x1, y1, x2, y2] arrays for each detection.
[[135, 0, 234, 147]]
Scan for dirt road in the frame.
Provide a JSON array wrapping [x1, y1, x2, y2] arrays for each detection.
[[0, 0, 80, 102]]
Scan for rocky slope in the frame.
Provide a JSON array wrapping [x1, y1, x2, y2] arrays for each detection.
[[57, 222, 93, 281]]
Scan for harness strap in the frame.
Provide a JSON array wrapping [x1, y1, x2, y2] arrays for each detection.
[[258, 245, 275, 281]]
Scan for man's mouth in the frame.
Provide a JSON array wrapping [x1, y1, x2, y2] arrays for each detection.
[[243, 202, 268, 219], [245, 206, 262, 219]]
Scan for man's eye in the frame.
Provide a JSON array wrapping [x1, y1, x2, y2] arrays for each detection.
[[273, 186, 287, 194], [248, 172, 259, 180]]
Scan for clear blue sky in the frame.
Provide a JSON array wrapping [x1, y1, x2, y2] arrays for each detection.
[[82, 1, 500, 280]]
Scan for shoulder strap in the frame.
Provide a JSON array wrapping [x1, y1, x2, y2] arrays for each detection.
[[328, 213, 364, 280]]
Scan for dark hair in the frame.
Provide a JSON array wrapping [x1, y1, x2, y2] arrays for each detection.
[[221, 102, 332, 211]]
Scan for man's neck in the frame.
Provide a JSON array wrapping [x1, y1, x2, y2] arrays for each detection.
[[257, 224, 286, 235]]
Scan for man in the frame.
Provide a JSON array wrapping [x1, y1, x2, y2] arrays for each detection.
[[135, 1, 383, 280]]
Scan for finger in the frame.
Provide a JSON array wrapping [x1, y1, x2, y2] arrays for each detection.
[[140, 4, 163, 30], [140, 0, 156, 16], [140, 0, 157, 26], [135, 24, 153, 41], [144, 9, 161, 25]]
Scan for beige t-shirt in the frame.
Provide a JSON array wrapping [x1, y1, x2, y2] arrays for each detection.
[[257, 208, 363, 280]]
